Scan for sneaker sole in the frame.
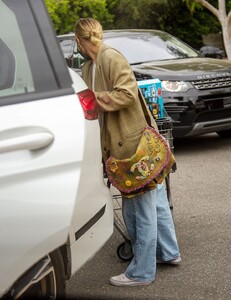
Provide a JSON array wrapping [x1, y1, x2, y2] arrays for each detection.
[[157, 258, 181, 265], [110, 279, 153, 287]]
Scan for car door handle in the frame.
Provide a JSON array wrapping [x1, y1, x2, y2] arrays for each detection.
[[0, 131, 54, 154]]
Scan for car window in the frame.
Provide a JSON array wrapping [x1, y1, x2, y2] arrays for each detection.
[[0, 1, 35, 97], [59, 37, 85, 70], [0, 39, 15, 90], [59, 38, 76, 59], [104, 32, 199, 64], [0, 0, 74, 105]]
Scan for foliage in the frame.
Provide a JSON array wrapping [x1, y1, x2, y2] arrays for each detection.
[[184, 0, 231, 11], [45, 0, 114, 34], [182, 0, 231, 58], [106, 0, 219, 48], [105, 0, 168, 29], [149, 1, 205, 48], [161, 0, 220, 48], [44, 0, 223, 49]]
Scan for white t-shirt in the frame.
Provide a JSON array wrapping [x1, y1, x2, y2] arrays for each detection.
[[92, 62, 96, 90]]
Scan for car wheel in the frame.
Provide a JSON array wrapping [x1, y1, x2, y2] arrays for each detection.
[[6, 249, 66, 299], [216, 129, 231, 138]]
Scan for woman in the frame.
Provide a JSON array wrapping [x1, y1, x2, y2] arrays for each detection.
[[75, 18, 181, 287]]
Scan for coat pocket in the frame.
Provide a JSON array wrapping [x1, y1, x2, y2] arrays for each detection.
[[126, 128, 144, 141]]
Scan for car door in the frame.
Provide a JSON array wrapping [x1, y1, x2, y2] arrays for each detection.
[[0, 0, 86, 294]]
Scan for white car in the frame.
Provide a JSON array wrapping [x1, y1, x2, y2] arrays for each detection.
[[0, 0, 113, 298]]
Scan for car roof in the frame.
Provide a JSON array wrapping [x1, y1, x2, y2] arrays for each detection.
[[58, 29, 170, 40], [103, 29, 163, 35], [103, 29, 166, 39]]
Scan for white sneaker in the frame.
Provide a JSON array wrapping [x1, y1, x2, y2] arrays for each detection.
[[157, 256, 181, 265], [109, 273, 153, 287]]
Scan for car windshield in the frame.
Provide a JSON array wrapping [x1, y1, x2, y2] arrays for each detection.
[[104, 31, 199, 64]]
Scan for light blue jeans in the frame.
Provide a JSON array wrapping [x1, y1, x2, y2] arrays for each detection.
[[122, 184, 180, 282]]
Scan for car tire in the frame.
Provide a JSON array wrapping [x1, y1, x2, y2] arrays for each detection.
[[6, 249, 66, 299], [216, 129, 231, 138]]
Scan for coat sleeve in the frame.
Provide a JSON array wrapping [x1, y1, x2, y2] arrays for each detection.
[[94, 49, 139, 112]]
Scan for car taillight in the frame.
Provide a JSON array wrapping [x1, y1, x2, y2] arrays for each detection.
[[78, 89, 98, 120]]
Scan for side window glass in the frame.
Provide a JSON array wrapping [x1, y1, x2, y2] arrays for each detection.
[[0, 0, 35, 98], [59, 38, 85, 70], [0, 39, 15, 90]]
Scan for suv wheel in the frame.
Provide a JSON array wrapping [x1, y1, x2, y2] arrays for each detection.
[[216, 129, 231, 138], [6, 249, 66, 299]]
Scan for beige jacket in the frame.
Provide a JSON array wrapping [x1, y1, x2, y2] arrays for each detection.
[[81, 43, 157, 161]]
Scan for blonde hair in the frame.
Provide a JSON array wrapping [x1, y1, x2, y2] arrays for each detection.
[[74, 18, 103, 46]]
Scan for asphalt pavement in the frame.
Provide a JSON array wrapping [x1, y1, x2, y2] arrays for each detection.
[[66, 133, 231, 300]]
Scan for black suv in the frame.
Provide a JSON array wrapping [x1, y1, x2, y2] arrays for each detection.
[[59, 30, 231, 138]]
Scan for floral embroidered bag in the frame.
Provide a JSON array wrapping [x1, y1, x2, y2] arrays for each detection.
[[105, 126, 175, 197]]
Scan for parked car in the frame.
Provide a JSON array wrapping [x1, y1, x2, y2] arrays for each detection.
[[199, 46, 225, 59], [0, 0, 113, 299], [58, 30, 231, 138]]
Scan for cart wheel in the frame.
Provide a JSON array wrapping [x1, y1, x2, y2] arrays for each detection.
[[117, 241, 133, 261]]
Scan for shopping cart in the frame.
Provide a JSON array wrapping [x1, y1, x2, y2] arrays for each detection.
[[111, 114, 176, 261], [112, 79, 176, 261], [156, 115, 177, 210]]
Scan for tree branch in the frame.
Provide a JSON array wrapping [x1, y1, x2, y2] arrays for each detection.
[[196, 0, 220, 19], [228, 10, 231, 21]]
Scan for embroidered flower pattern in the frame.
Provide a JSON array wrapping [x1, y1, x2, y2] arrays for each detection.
[[130, 156, 155, 180]]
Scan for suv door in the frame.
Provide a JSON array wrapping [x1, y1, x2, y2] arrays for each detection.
[[0, 0, 86, 297]]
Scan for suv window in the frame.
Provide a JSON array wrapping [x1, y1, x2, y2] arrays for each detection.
[[0, 0, 73, 105], [0, 1, 35, 97], [0, 39, 15, 91]]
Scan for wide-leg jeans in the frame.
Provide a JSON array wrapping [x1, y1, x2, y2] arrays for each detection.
[[122, 183, 180, 282]]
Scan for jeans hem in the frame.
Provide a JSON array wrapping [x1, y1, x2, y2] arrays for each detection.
[[125, 272, 155, 283], [158, 254, 181, 261]]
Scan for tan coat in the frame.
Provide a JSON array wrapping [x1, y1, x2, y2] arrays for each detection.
[[81, 43, 157, 161]]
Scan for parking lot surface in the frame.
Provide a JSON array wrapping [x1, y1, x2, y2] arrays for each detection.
[[67, 133, 231, 300]]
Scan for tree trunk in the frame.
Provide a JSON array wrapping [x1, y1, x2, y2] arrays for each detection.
[[196, 0, 231, 60], [221, 19, 231, 59]]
